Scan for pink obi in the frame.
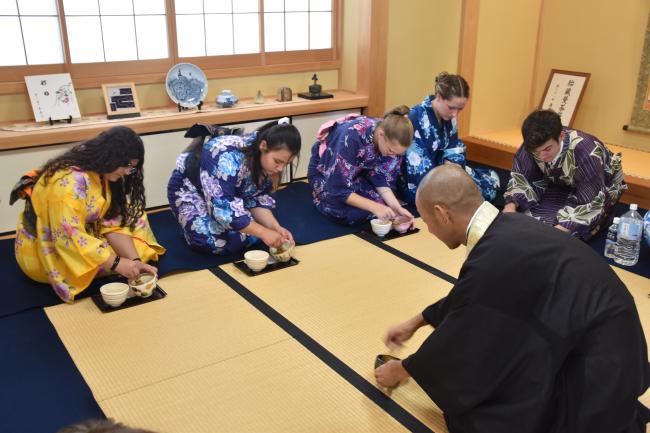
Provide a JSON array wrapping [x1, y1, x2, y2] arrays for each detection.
[[317, 113, 361, 157]]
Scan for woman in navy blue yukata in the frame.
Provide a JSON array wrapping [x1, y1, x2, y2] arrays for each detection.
[[398, 72, 500, 205], [307, 106, 415, 225], [167, 118, 301, 254]]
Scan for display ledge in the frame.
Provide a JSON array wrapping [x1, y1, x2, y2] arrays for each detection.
[[464, 129, 650, 210], [0, 90, 368, 151]]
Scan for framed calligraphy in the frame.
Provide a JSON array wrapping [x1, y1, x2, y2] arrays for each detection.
[[539, 69, 590, 127]]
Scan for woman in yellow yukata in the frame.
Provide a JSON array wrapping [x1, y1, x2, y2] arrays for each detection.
[[13, 126, 165, 302]]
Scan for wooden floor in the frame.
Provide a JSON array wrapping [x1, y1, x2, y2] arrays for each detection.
[[45, 223, 650, 433]]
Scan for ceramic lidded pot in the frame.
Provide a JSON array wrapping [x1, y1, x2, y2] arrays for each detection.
[[216, 89, 239, 108]]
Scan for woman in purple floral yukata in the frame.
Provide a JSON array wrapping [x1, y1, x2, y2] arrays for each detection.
[[307, 106, 415, 225], [167, 118, 301, 254]]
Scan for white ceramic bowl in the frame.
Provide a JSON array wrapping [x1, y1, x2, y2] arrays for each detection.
[[269, 240, 293, 263], [370, 218, 392, 237], [128, 273, 158, 298], [100, 282, 130, 307], [244, 250, 269, 272]]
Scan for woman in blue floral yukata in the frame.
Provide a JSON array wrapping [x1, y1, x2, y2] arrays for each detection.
[[503, 109, 626, 240], [167, 118, 301, 254], [398, 72, 500, 205], [307, 106, 414, 225]]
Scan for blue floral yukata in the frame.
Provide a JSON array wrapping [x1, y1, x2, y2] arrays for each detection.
[[398, 95, 500, 204], [504, 128, 626, 240], [167, 133, 274, 254], [307, 116, 402, 225]]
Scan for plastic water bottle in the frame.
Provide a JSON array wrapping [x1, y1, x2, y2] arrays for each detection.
[[604, 217, 620, 259], [614, 204, 643, 266]]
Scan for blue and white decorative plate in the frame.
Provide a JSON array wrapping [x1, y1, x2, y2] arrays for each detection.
[[165, 63, 208, 108]]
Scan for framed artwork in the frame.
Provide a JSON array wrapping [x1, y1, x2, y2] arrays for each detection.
[[25, 73, 81, 123], [539, 69, 590, 127], [101, 83, 141, 119]]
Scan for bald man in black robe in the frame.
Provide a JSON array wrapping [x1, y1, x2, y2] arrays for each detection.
[[375, 164, 650, 433]]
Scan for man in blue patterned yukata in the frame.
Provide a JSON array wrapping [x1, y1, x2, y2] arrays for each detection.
[[167, 119, 301, 254], [503, 109, 626, 240], [398, 72, 500, 205], [307, 106, 415, 225]]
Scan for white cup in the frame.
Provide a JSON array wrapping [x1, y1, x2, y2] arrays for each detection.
[[370, 218, 392, 237], [100, 282, 130, 307], [244, 250, 269, 272]]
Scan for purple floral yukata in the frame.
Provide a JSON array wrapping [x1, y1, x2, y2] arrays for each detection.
[[307, 116, 402, 225], [167, 133, 275, 254]]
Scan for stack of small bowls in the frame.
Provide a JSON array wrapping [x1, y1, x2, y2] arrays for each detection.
[[100, 282, 130, 307]]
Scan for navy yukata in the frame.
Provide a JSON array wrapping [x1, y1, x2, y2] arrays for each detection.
[[167, 133, 274, 254], [398, 95, 500, 204], [307, 116, 402, 225]]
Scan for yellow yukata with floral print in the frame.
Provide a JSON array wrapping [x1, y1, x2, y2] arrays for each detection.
[[14, 168, 165, 302]]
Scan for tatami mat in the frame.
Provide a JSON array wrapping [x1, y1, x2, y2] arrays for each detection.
[[45, 269, 416, 433], [384, 218, 466, 279], [43, 230, 650, 432], [45, 270, 290, 402], [100, 338, 412, 433], [222, 235, 454, 433]]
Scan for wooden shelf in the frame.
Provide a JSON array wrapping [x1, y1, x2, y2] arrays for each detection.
[[0, 90, 368, 151]]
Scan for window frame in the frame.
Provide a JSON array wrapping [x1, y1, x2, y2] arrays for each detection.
[[0, 0, 340, 94]]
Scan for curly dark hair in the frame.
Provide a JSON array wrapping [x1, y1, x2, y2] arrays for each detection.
[[39, 126, 146, 228]]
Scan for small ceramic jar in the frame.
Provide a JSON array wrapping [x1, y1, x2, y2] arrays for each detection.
[[216, 90, 239, 108]]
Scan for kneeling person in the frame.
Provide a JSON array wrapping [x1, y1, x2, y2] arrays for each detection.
[[376, 164, 649, 433], [503, 109, 625, 239]]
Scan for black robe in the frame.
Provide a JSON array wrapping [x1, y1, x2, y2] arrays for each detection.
[[403, 213, 650, 433]]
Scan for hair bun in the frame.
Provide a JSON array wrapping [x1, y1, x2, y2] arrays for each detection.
[[385, 105, 410, 118], [435, 71, 449, 84]]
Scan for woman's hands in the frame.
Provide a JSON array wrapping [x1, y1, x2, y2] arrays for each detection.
[[114, 257, 158, 280], [372, 203, 397, 221], [260, 226, 295, 249]]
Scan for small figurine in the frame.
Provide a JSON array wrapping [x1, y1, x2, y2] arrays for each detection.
[[254, 90, 265, 104], [297, 74, 333, 100], [309, 73, 322, 95]]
